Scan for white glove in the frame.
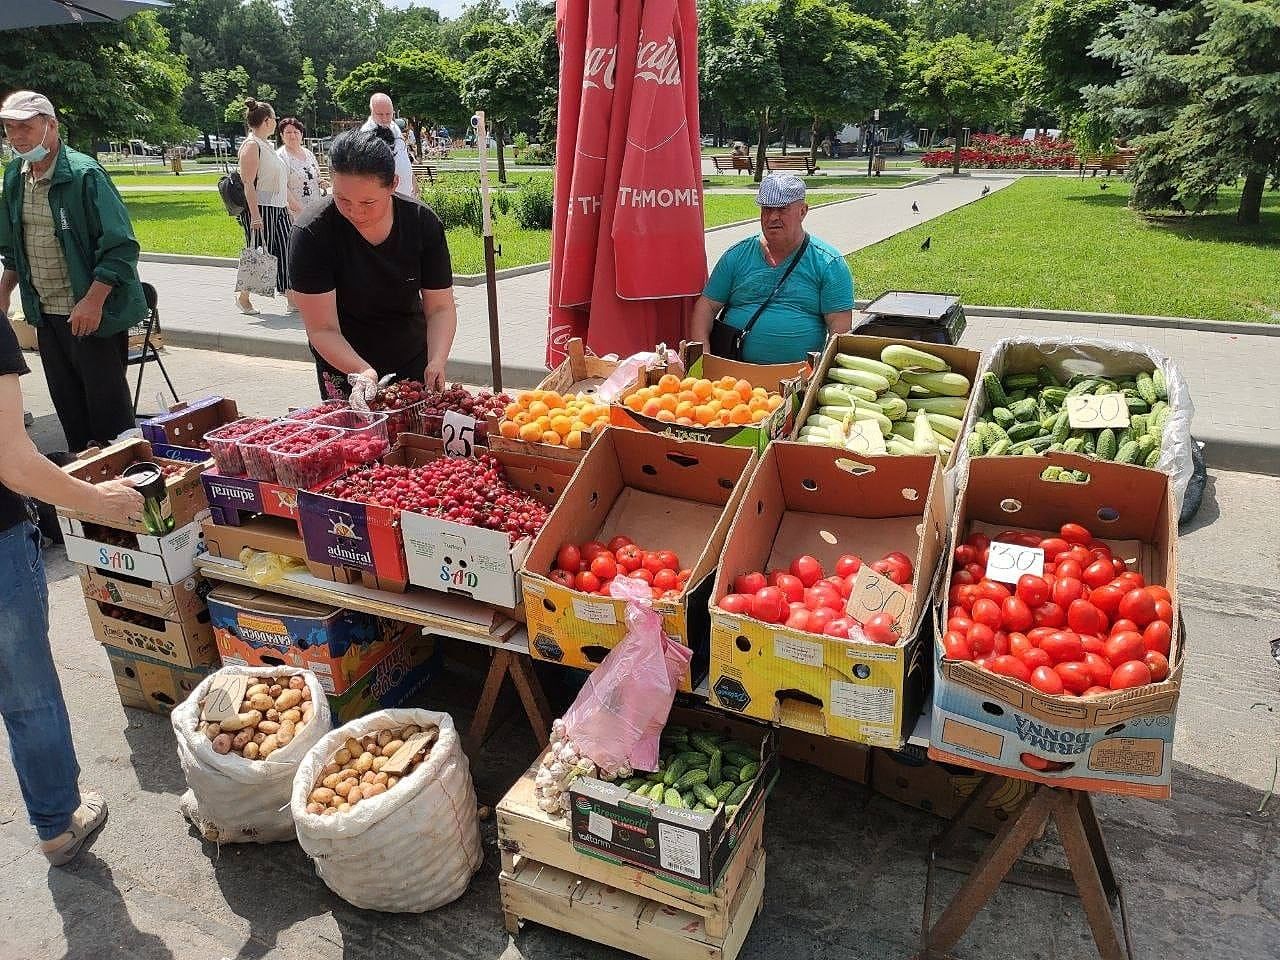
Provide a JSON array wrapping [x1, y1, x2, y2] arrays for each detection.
[[347, 373, 378, 412]]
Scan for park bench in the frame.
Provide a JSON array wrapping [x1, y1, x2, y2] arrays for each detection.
[[316, 161, 438, 185], [1077, 149, 1137, 177], [764, 154, 818, 175], [711, 155, 754, 175]]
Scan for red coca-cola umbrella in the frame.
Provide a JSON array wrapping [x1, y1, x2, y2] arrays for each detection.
[[547, 0, 705, 367]]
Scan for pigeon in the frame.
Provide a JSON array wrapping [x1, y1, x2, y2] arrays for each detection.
[[911, 201, 919, 213], [920, 236, 931, 251], [1099, 182, 1109, 191], [980, 185, 990, 196]]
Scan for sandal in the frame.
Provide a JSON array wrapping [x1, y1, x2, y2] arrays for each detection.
[[41, 792, 108, 866], [235, 295, 260, 316]]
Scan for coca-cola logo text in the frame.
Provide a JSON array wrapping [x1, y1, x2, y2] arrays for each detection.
[[583, 45, 617, 91], [635, 35, 680, 86]]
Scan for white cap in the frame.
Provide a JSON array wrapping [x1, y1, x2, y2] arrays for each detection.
[[0, 91, 55, 121]]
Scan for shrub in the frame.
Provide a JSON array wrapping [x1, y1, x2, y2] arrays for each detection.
[[519, 142, 555, 165], [419, 183, 484, 235], [512, 131, 530, 157], [920, 134, 1077, 169], [512, 176, 554, 230]]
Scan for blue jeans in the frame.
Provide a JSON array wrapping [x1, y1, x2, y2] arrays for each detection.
[[0, 521, 80, 840]]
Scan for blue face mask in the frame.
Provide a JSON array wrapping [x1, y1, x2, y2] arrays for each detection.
[[15, 122, 50, 163]]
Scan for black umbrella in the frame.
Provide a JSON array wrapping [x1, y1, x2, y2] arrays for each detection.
[[0, 0, 170, 31]]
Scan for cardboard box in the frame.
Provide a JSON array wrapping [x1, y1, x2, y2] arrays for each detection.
[[398, 436, 577, 607], [706, 442, 947, 747], [568, 706, 777, 894], [206, 584, 404, 695], [794, 334, 982, 468], [200, 515, 308, 563], [610, 343, 809, 453], [327, 631, 440, 723], [871, 746, 1034, 834], [521, 427, 757, 692], [79, 566, 208, 623], [779, 728, 870, 783], [86, 595, 216, 669], [201, 471, 303, 528], [62, 513, 207, 585], [141, 396, 240, 451], [106, 647, 211, 714], [929, 453, 1182, 799], [59, 438, 209, 535]]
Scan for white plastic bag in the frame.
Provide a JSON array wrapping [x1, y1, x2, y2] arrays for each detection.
[[594, 345, 683, 403], [235, 230, 277, 297], [955, 337, 1195, 509], [173, 666, 331, 843], [290, 709, 481, 913]]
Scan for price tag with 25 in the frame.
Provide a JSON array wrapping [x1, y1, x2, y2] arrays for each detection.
[[984, 541, 1045, 584], [1065, 393, 1130, 429], [441, 410, 477, 457]]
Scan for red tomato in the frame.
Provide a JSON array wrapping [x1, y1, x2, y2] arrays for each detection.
[[989, 655, 1032, 683], [951, 569, 975, 586], [1039, 537, 1070, 561], [1055, 558, 1084, 582], [823, 617, 853, 639], [734, 571, 766, 595], [1001, 596, 1034, 632], [1089, 585, 1125, 617], [581, 540, 608, 562], [971, 598, 1002, 630], [607, 535, 633, 553], [1082, 560, 1114, 590], [575, 570, 601, 593], [1109, 618, 1140, 636], [835, 554, 863, 577], [1027, 626, 1056, 645], [1154, 599, 1174, 625], [953, 544, 977, 566], [1060, 522, 1092, 544], [590, 554, 618, 581], [1111, 557, 1129, 576], [967, 531, 991, 550], [642, 552, 667, 575], [1147, 585, 1173, 603], [1051, 577, 1085, 609], [653, 569, 679, 591], [613, 544, 642, 573], [956, 584, 980, 610], [1020, 647, 1052, 670], [804, 585, 842, 611], [1104, 631, 1145, 666], [1112, 572, 1145, 591], [1041, 631, 1085, 664], [824, 575, 853, 600], [550, 569, 576, 588], [1008, 632, 1033, 659], [1032, 602, 1066, 628], [1110, 660, 1152, 690], [975, 580, 1012, 604], [1142, 621, 1172, 656], [773, 574, 804, 604], [992, 631, 1010, 656], [864, 613, 899, 645], [967, 623, 996, 655], [807, 607, 837, 635], [678, 569, 692, 583], [632, 567, 654, 585], [872, 557, 912, 585], [1143, 651, 1171, 682], [1015, 575, 1049, 608], [656, 550, 680, 572], [1030, 665, 1065, 694], [1083, 652, 1113, 687], [1055, 661, 1093, 695], [965, 562, 985, 582], [785, 608, 812, 631], [555, 543, 582, 573], [1118, 588, 1156, 627], [751, 587, 787, 623], [789, 555, 824, 587], [943, 632, 972, 660], [718, 593, 751, 615], [1067, 599, 1107, 636], [1081, 635, 1107, 656], [948, 616, 974, 635]]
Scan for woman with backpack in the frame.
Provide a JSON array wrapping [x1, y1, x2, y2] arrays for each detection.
[[234, 99, 294, 315]]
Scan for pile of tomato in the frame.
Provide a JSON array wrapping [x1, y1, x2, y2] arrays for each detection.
[[550, 537, 691, 600], [943, 522, 1174, 695]]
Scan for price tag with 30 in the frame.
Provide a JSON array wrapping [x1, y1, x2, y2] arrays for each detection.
[[845, 565, 910, 633], [1065, 393, 1130, 429], [984, 541, 1045, 584], [441, 410, 477, 457]]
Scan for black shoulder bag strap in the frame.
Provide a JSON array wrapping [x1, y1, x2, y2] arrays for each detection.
[[712, 233, 810, 360]]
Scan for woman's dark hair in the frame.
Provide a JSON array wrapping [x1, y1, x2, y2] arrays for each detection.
[[328, 129, 395, 187], [278, 116, 305, 137], [244, 98, 274, 128]]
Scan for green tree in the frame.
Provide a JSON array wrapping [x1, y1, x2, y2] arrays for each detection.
[[287, 0, 384, 78], [1019, 0, 1126, 122], [333, 59, 392, 117], [389, 50, 465, 146], [900, 34, 1018, 174], [298, 56, 320, 131], [459, 29, 549, 182], [324, 63, 341, 117], [911, 0, 1027, 49], [0, 12, 190, 150]]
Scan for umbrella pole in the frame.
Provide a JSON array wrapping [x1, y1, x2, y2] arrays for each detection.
[[474, 111, 503, 393]]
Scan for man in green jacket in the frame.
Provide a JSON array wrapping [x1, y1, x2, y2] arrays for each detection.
[[0, 90, 147, 452]]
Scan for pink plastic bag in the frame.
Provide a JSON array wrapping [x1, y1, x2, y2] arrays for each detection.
[[562, 576, 693, 775]]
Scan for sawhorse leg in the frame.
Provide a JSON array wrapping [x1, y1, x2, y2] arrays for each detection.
[[464, 649, 553, 755]]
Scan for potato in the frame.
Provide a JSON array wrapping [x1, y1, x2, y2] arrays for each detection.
[[269, 683, 283, 697], [281, 708, 302, 725], [355, 752, 374, 773], [277, 721, 296, 746], [275, 689, 303, 711], [334, 778, 357, 798], [334, 747, 352, 766], [259, 734, 279, 758], [321, 772, 342, 790], [361, 770, 378, 784], [310, 787, 336, 805], [344, 738, 362, 759], [288, 674, 306, 690], [371, 756, 387, 772], [203, 723, 221, 741], [321, 807, 336, 816], [254, 720, 279, 735], [321, 761, 341, 777], [240, 741, 259, 760], [376, 730, 395, 748], [362, 736, 378, 752], [253, 731, 266, 744], [218, 709, 262, 733], [363, 782, 387, 799], [231, 729, 254, 750], [246, 683, 269, 697], [246, 693, 272, 712], [306, 802, 325, 815], [301, 686, 312, 702], [373, 771, 389, 786], [348, 786, 363, 804], [212, 733, 233, 754], [380, 739, 404, 758], [300, 705, 313, 723], [386, 776, 399, 789]]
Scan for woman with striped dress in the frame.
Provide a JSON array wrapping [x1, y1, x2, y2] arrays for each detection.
[[235, 99, 294, 314]]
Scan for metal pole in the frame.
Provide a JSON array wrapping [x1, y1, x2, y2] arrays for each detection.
[[474, 111, 504, 393]]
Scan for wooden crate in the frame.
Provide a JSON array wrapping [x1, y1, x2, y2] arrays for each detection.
[[500, 848, 765, 960], [497, 757, 765, 941]]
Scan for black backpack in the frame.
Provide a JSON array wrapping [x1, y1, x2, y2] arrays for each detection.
[[216, 141, 260, 217]]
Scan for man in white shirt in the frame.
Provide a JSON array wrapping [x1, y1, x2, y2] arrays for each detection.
[[361, 93, 416, 200]]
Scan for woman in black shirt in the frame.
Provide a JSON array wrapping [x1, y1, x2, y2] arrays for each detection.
[[288, 130, 457, 402]]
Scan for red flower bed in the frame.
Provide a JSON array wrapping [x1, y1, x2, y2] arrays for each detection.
[[921, 134, 1077, 169]]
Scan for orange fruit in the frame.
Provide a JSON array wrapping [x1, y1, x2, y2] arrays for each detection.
[[565, 430, 583, 449], [624, 393, 644, 412], [676, 416, 694, 426], [692, 379, 713, 400], [658, 373, 682, 394], [499, 420, 519, 439], [659, 394, 678, 413], [734, 378, 752, 396], [528, 400, 550, 419], [678, 390, 699, 404], [512, 411, 532, 426], [730, 404, 752, 424], [656, 409, 676, 422], [675, 400, 695, 419], [751, 409, 769, 423], [693, 405, 714, 425], [642, 398, 663, 418], [550, 415, 574, 437], [518, 423, 542, 442], [505, 402, 523, 419], [541, 430, 562, 445], [767, 395, 784, 411], [718, 376, 737, 390]]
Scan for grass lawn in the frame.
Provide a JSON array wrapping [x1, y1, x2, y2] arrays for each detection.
[[110, 172, 222, 187], [703, 173, 922, 188], [848, 177, 1280, 323], [123, 190, 860, 274]]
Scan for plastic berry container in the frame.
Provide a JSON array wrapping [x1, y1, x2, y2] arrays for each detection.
[[267, 427, 346, 489], [236, 420, 312, 483], [312, 410, 391, 466], [366, 381, 427, 442], [203, 417, 273, 476], [288, 399, 349, 422]]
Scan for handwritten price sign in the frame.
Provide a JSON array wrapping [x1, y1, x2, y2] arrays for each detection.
[[845, 565, 910, 633], [984, 541, 1045, 584], [1065, 393, 1130, 429], [441, 410, 477, 457], [200, 673, 247, 723]]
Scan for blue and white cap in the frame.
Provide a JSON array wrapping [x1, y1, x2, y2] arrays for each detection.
[[756, 172, 806, 208]]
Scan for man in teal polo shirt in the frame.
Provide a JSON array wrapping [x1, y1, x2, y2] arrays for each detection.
[[690, 173, 853, 363]]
